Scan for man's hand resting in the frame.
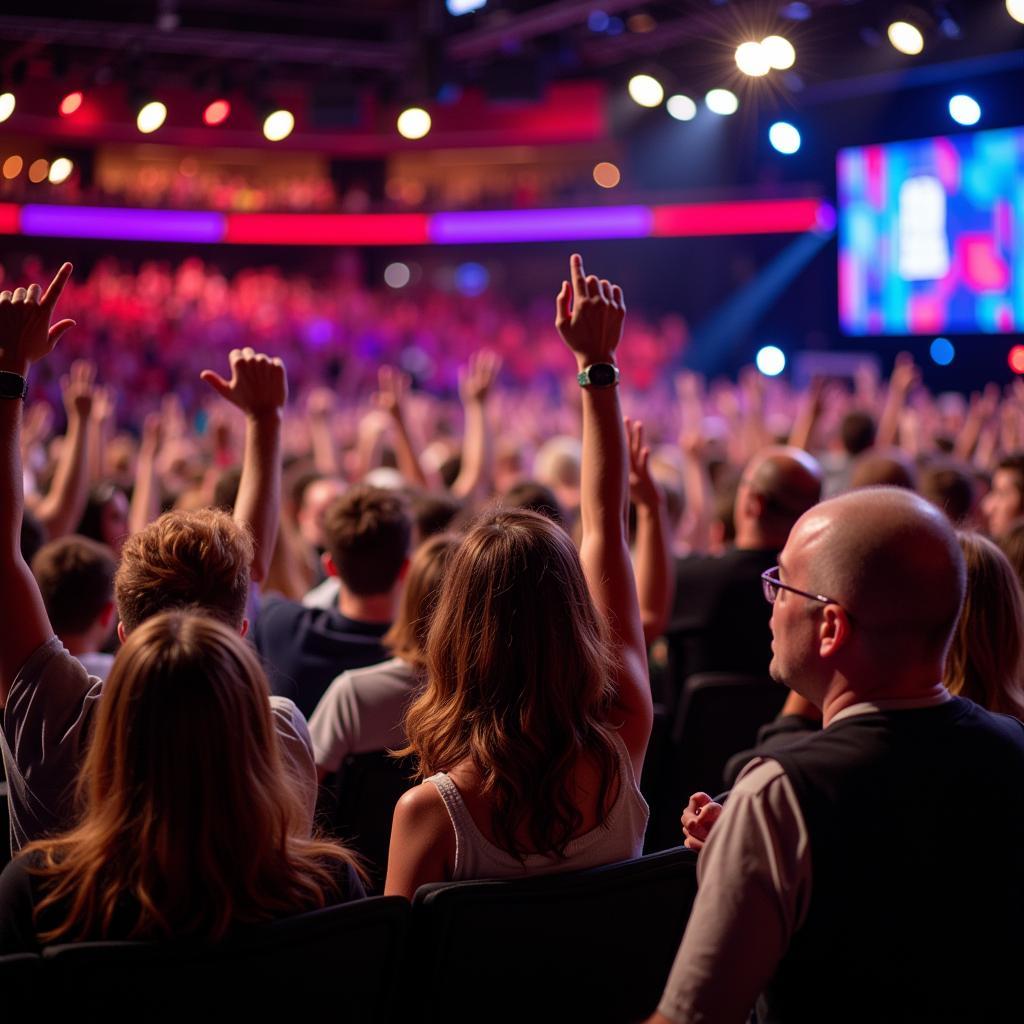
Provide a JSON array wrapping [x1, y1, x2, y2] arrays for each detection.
[[682, 792, 724, 852]]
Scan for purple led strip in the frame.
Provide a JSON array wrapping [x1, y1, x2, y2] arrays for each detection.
[[429, 206, 653, 244], [21, 205, 225, 243]]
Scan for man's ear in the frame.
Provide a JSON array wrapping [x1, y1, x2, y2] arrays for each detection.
[[322, 551, 339, 578], [819, 605, 851, 658], [116, 620, 127, 644]]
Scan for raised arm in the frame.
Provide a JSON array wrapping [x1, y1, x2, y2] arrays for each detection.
[[127, 412, 163, 537], [876, 352, 918, 450], [32, 359, 96, 540], [626, 418, 674, 645], [0, 263, 75, 703], [451, 350, 501, 503], [555, 254, 652, 772], [200, 347, 287, 585], [306, 387, 342, 478], [373, 366, 435, 490]]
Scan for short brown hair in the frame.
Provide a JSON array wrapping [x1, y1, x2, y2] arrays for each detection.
[[32, 535, 116, 635], [115, 509, 253, 633], [323, 485, 411, 597]]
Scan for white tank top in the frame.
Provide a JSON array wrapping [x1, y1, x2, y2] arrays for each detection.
[[425, 732, 649, 881]]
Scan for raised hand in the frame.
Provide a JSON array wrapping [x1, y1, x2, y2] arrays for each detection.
[[90, 384, 116, 427], [889, 352, 919, 396], [555, 253, 625, 368], [681, 791, 724, 852], [373, 365, 411, 419], [626, 417, 662, 511], [61, 360, 98, 421], [458, 350, 502, 405], [0, 263, 75, 374], [200, 346, 288, 418], [306, 386, 336, 422]]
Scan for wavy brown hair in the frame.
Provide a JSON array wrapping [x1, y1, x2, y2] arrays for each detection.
[[944, 532, 1024, 720], [397, 508, 619, 860], [24, 611, 360, 943], [383, 532, 460, 668]]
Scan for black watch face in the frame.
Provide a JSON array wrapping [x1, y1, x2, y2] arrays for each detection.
[[588, 363, 617, 387]]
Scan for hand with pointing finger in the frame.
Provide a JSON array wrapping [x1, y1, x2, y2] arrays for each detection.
[[555, 253, 626, 369], [0, 262, 76, 375], [200, 346, 288, 419]]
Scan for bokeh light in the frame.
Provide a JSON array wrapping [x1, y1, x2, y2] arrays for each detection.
[[397, 107, 431, 140], [1009, 345, 1024, 375], [263, 109, 295, 142], [888, 21, 924, 55], [59, 91, 83, 117], [28, 159, 50, 184], [666, 94, 697, 121], [628, 74, 664, 108], [1007, 0, 1024, 26], [2, 155, 23, 179], [756, 345, 786, 377], [948, 94, 981, 126], [593, 161, 621, 188], [769, 122, 801, 155], [0, 93, 16, 124], [735, 41, 770, 77], [136, 100, 167, 134], [761, 35, 796, 70], [384, 262, 411, 289], [930, 338, 955, 366], [203, 99, 231, 126], [455, 262, 489, 296], [48, 157, 74, 184], [705, 88, 739, 116]]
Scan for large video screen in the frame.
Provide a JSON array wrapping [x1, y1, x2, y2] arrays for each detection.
[[838, 125, 1024, 336]]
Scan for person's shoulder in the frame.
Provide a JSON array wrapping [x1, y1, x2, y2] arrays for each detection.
[[953, 697, 1024, 751], [8, 637, 101, 710], [731, 756, 791, 798], [344, 657, 415, 688]]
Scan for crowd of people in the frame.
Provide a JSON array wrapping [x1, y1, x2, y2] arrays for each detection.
[[0, 253, 1022, 1022]]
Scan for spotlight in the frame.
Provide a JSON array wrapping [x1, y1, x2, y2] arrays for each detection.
[[48, 157, 74, 184], [761, 35, 796, 70], [769, 122, 801, 154], [628, 74, 664, 108], [756, 345, 786, 377], [203, 99, 231, 126], [1009, 345, 1024, 375], [0, 92, 15, 124], [735, 41, 770, 77], [948, 94, 981, 126], [263, 109, 295, 142], [397, 107, 431, 140], [666, 94, 697, 121], [887, 21, 924, 55], [136, 100, 167, 134], [2, 155, 23, 179], [1008, 0, 1024, 26], [447, 0, 486, 13], [593, 161, 621, 188], [705, 89, 739, 116], [930, 338, 955, 366], [384, 262, 411, 289], [59, 91, 84, 117], [28, 158, 49, 184]]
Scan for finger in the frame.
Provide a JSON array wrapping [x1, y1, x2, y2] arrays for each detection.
[[12, 287, 27, 303], [569, 253, 587, 299], [199, 370, 233, 401], [610, 284, 624, 309], [0, 291, 11, 303], [48, 319, 76, 344], [598, 278, 612, 303], [41, 263, 73, 310], [241, 346, 255, 359], [683, 836, 704, 852], [555, 280, 572, 326], [25, 283, 41, 303], [585, 274, 601, 300], [687, 792, 713, 812]]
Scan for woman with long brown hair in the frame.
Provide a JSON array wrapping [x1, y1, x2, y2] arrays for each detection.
[[944, 532, 1024, 720], [384, 255, 653, 896], [0, 611, 364, 951]]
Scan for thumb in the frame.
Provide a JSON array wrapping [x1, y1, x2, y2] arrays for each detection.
[[48, 319, 76, 344], [200, 370, 233, 401]]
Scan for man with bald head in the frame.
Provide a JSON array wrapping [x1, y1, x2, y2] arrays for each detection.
[[665, 446, 823, 692], [647, 487, 1024, 1024]]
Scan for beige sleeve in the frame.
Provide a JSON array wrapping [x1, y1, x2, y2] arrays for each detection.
[[656, 758, 811, 1024]]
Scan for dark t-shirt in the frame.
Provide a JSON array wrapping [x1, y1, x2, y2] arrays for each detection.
[[252, 595, 390, 719], [665, 546, 778, 697], [0, 851, 366, 954]]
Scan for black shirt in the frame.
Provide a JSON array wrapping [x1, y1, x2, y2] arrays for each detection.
[[252, 595, 390, 719]]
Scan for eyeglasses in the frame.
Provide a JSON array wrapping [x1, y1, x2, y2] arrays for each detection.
[[761, 566, 837, 607]]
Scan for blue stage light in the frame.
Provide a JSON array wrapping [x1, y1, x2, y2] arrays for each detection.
[[756, 345, 786, 376], [930, 337, 955, 365], [948, 94, 981, 126], [769, 121, 801, 154]]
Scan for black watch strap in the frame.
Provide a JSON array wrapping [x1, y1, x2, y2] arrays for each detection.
[[0, 370, 28, 400]]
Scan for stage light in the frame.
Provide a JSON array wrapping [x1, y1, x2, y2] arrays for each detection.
[[384, 262, 411, 289], [761, 35, 796, 70], [2, 155, 22, 179], [780, 2, 812, 20], [948, 94, 981, 126], [203, 99, 231, 126], [593, 161, 621, 188], [887, 21, 924, 55], [769, 122, 801, 155], [735, 41, 770, 77], [588, 10, 610, 32], [930, 338, 954, 366], [705, 89, 739, 116], [756, 345, 786, 377], [628, 74, 664, 108], [455, 262, 489, 296], [397, 107, 431, 140], [446, 0, 486, 13], [28, 159, 49, 184], [1007, 1, 1024, 26], [48, 157, 74, 184], [0, 93, 15, 124], [263, 109, 295, 142], [667, 94, 697, 121], [137, 100, 167, 134], [59, 91, 83, 117], [1010, 345, 1024, 375]]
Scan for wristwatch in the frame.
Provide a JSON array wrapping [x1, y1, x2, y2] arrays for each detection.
[[0, 371, 28, 400], [577, 363, 620, 389]]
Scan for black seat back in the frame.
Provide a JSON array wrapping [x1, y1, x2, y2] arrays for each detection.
[[409, 847, 698, 1023]]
